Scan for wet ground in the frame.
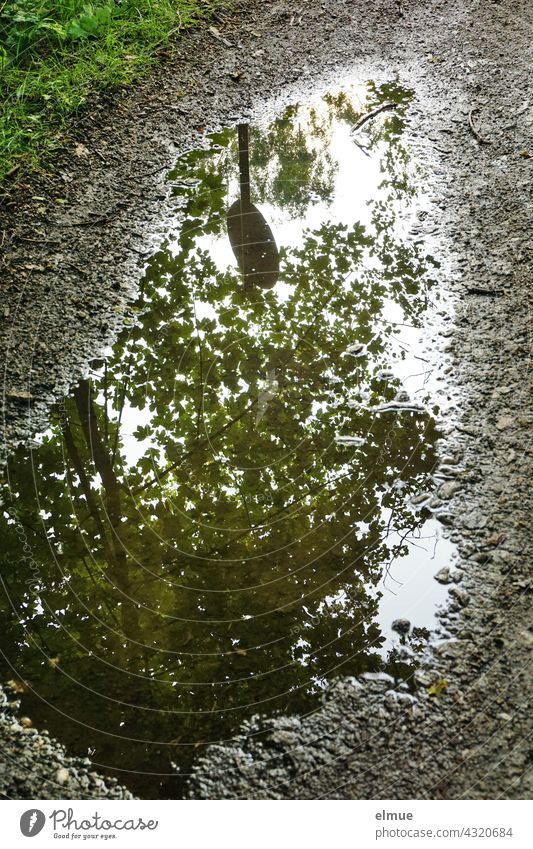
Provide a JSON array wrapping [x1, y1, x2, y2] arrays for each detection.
[[0, 0, 531, 801], [1, 83, 457, 797]]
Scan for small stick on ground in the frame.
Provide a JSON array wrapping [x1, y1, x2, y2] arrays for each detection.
[[351, 103, 398, 135], [15, 236, 61, 246], [4, 164, 21, 179], [468, 108, 491, 145]]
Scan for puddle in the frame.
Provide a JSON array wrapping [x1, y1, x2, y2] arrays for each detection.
[[0, 81, 453, 797]]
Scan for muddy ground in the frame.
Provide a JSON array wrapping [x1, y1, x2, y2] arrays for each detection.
[[0, 0, 531, 799]]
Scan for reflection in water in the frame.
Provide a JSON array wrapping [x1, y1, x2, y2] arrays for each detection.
[[0, 82, 449, 798], [227, 125, 280, 289]]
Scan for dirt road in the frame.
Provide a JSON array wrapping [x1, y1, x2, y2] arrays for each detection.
[[1, 0, 531, 799]]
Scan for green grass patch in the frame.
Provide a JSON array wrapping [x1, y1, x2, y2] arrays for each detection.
[[0, 1, 227, 181]]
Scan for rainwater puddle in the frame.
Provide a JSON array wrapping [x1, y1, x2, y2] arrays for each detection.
[[0, 81, 454, 798]]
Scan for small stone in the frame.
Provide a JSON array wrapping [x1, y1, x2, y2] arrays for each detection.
[[269, 730, 299, 747], [55, 767, 70, 785], [6, 389, 34, 401], [434, 567, 451, 584], [449, 587, 469, 606], [517, 630, 533, 647], [496, 415, 514, 430], [462, 510, 487, 530], [391, 618, 411, 635], [438, 480, 461, 500], [435, 640, 463, 657], [441, 454, 460, 466], [411, 492, 431, 505], [360, 672, 395, 684], [457, 423, 478, 436], [486, 532, 506, 546], [452, 569, 464, 583], [19, 717, 32, 728], [414, 669, 432, 687], [469, 551, 491, 563], [436, 512, 455, 526], [439, 464, 463, 477]]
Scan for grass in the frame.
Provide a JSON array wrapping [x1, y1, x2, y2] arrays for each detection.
[[0, 1, 227, 182]]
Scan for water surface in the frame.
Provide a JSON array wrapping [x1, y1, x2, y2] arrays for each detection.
[[0, 81, 451, 797]]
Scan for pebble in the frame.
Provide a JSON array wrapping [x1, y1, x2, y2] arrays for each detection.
[[449, 587, 470, 607], [435, 567, 451, 584], [435, 639, 463, 657], [55, 767, 70, 785], [360, 672, 395, 684], [270, 730, 300, 747], [411, 492, 432, 505], [496, 415, 514, 430], [438, 480, 461, 499], [437, 512, 455, 526], [469, 551, 492, 563], [439, 464, 463, 477], [462, 510, 487, 530]]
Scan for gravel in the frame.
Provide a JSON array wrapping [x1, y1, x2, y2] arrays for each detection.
[[0, 686, 132, 800], [0, 0, 531, 800]]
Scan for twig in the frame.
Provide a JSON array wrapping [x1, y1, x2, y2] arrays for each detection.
[[351, 103, 398, 135], [468, 108, 491, 145], [66, 261, 89, 275], [208, 25, 233, 47], [136, 163, 167, 179], [352, 137, 371, 158], [4, 164, 21, 179]]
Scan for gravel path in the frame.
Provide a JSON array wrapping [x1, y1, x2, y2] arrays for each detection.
[[1, 0, 531, 799]]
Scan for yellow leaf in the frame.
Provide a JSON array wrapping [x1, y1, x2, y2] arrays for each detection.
[[428, 679, 448, 697], [6, 678, 27, 694]]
